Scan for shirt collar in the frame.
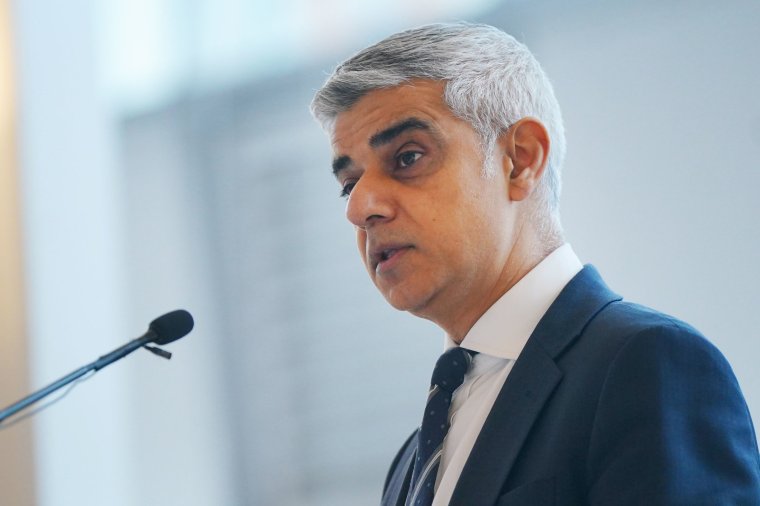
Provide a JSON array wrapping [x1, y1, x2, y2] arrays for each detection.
[[445, 244, 583, 359]]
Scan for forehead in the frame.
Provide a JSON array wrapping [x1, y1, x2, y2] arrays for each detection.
[[331, 80, 452, 151]]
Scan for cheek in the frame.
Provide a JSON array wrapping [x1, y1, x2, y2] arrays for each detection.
[[448, 197, 504, 261]]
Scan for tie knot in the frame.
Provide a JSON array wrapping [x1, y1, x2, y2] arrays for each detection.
[[430, 347, 474, 394]]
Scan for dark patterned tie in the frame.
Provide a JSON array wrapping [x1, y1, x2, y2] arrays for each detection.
[[406, 347, 475, 506]]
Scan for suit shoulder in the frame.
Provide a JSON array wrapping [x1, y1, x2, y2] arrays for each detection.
[[585, 302, 760, 503], [564, 299, 739, 390], [586, 299, 719, 357]]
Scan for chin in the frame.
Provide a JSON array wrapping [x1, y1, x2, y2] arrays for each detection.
[[381, 284, 434, 315]]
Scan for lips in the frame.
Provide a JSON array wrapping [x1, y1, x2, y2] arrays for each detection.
[[370, 243, 413, 272], [380, 248, 397, 261]]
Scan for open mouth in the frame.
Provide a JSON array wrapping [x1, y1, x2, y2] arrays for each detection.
[[374, 245, 412, 272], [380, 249, 396, 262]]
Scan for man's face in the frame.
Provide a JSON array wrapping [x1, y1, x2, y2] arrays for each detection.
[[330, 80, 518, 330]]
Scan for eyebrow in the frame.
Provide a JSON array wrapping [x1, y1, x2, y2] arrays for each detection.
[[331, 117, 432, 179], [332, 155, 351, 177], [369, 117, 431, 148]]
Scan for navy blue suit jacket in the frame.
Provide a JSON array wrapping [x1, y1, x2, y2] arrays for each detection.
[[382, 266, 760, 505]]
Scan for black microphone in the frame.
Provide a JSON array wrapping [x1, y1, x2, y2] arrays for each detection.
[[91, 309, 194, 369], [0, 310, 194, 425], [149, 309, 194, 345]]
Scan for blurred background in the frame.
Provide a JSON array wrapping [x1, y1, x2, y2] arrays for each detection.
[[1, 0, 759, 504]]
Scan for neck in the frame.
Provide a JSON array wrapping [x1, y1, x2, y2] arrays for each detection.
[[439, 225, 562, 343]]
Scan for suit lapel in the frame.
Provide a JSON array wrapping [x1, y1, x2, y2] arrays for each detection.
[[449, 265, 621, 506], [382, 430, 418, 506], [449, 340, 561, 506]]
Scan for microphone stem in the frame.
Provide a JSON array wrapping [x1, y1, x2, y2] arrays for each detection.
[[0, 365, 93, 423], [0, 333, 154, 424], [91, 334, 154, 371]]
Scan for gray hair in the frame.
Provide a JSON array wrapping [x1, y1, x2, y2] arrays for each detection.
[[311, 22, 566, 228]]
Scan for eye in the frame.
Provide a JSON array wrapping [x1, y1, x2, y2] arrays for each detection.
[[397, 151, 422, 168], [339, 181, 356, 198]]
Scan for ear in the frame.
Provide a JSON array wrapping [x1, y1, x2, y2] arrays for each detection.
[[498, 117, 550, 202]]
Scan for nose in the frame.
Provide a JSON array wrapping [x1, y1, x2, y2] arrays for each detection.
[[345, 171, 395, 228]]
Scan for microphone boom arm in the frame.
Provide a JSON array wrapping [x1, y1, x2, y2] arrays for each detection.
[[0, 309, 193, 425], [0, 333, 153, 424]]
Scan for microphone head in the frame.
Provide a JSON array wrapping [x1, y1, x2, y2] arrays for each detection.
[[149, 309, 194, 345]]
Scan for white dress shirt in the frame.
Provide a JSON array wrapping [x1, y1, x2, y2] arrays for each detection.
[[431, 244, 583, 506]]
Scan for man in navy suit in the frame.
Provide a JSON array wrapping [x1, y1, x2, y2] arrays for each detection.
[[310, 22, 760, 505]]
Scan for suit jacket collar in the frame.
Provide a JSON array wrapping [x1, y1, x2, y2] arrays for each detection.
[[449, 265, 621, 506]]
